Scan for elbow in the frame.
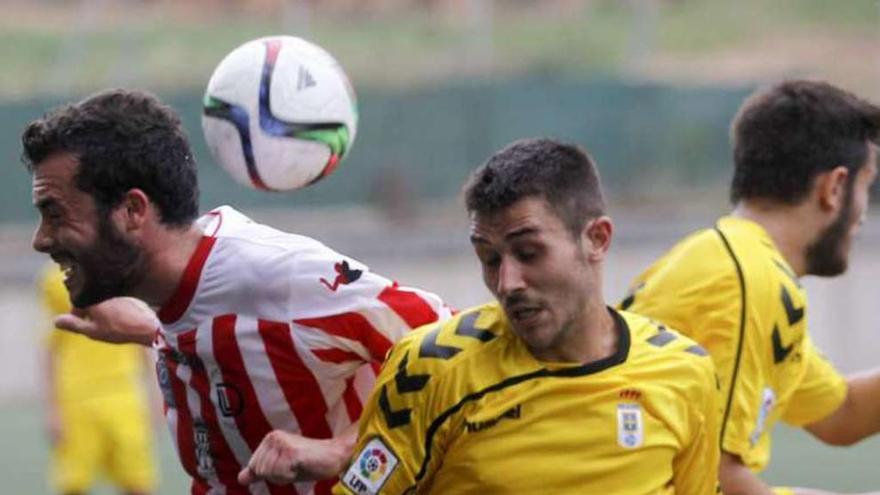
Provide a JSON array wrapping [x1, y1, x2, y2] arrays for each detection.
[[811, 428, 861, 447], [807, 419, 862, 447], [805, 390, 868, 447]]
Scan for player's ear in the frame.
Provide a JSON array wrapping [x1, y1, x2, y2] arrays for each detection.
[[815, 166, 849, 213], [119, 188, 151, 232], [582, 216, 613, 262]]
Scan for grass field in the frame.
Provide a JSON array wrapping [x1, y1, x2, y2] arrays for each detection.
[[0, 401, 877, 493]]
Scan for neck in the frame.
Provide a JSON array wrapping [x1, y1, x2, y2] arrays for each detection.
[[537, 297, 618, 364], [132, 223, 205, 307], [732, 200, 815, 277]]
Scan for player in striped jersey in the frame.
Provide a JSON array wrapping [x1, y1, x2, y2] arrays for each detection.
[[23, 89, 452, 495], [336, 138, 721, 494]]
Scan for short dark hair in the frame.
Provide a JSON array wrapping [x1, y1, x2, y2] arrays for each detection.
[[463, 138, 606, 236], [22, 89, 199, 226], [730, 80, 880, 204]]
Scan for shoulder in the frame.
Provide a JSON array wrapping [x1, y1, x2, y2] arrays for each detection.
[[622, 310, 716, 386], [386, 304, 506, 376], [376, 303, 514, 411], [205, 207, 368, 290], [626, 225, 739, 302], [661, 227, 729, 263], [208, 207, 339, 265]]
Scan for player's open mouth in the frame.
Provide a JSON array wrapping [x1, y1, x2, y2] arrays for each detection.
[[54, 257, 79, 288], [509, 306, 543, 324]]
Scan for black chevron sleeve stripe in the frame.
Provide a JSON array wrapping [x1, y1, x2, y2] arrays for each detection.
[[780, 285, 804, 325], [419, 325, 462, 359], [771, 324, 794, 364], [395, 353, 431, 393], [685, 344, 709, 356], [379, 385, 412, 428], [453, 311, 495, 342], [647, 331, 678, 347]]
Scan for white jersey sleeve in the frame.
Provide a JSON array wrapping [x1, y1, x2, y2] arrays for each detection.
[[202, 206, 454, 364], [285, 246, 453, 362]]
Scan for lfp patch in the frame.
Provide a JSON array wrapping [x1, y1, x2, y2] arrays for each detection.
[[342, 437, 399, 494], [617, 403, 644, 449]]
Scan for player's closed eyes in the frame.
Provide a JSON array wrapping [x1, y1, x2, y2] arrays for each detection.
[[512, 245, 541, 263], [481, 254, 501, 268]]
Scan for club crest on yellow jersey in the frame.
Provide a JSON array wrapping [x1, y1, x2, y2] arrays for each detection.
[[617, 403, 644, 449]]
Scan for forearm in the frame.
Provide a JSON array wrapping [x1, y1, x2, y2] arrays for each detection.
[[54, 297, 160, 346], [720, 452, 775, 495], [842, 369, 880, 439], [332, 420, 359, 471], [807, 368, 880, 446], [239, 420, 362, 486]]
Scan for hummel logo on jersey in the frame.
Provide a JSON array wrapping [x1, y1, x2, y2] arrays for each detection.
[[321, 260, 363, 291], [297, 65, 316, 91], [464, 404, 522, 433]]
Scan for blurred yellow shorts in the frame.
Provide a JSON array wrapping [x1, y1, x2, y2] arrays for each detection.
[[51, 393, 158, 493]]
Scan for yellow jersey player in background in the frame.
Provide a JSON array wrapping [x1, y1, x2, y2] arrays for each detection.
[[40, 262, 159, 495], [335, 138, 720, 495], [622, 80, 880, 495]]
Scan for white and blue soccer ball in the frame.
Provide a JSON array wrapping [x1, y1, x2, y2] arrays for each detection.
[[202, 36, 358, 191]]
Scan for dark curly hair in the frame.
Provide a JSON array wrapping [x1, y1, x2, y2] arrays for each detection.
[[730, 80, 880, 205], [22, 88, 199, 226], [463, 137, 606, 237]]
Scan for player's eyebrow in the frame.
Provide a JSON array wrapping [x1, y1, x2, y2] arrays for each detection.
[[34, 197, 58, 210], [504, 226, 540, 241], [470, 226, 540, 245], [469, 233, 488, 245]]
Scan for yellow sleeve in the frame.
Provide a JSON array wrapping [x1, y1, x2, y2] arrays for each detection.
[[334, 338, 447, 495], [781, 334, 847, 426], [672, 356, 722, 495], [772, 487, 796, 495]]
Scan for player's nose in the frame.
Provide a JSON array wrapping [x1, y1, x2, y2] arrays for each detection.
[[32, 221, 54, 253], [496, 257, 527, 297]]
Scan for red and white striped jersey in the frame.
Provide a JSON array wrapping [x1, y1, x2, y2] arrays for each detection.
[[154, 206, 452, 495]]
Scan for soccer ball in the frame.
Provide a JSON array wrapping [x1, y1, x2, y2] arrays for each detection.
[[202, 36, 357, 191]]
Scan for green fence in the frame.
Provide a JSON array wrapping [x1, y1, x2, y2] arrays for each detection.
[[0, 79, 751, 225]]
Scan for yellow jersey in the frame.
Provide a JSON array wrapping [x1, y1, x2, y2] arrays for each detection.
[[335, 303, 720, 495], [621, 216, 847, 472], [41, 264, 147, 403]]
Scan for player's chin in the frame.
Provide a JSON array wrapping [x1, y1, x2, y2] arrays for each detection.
[[512, 322, 558, 354], [70, 282, 111, 309]]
